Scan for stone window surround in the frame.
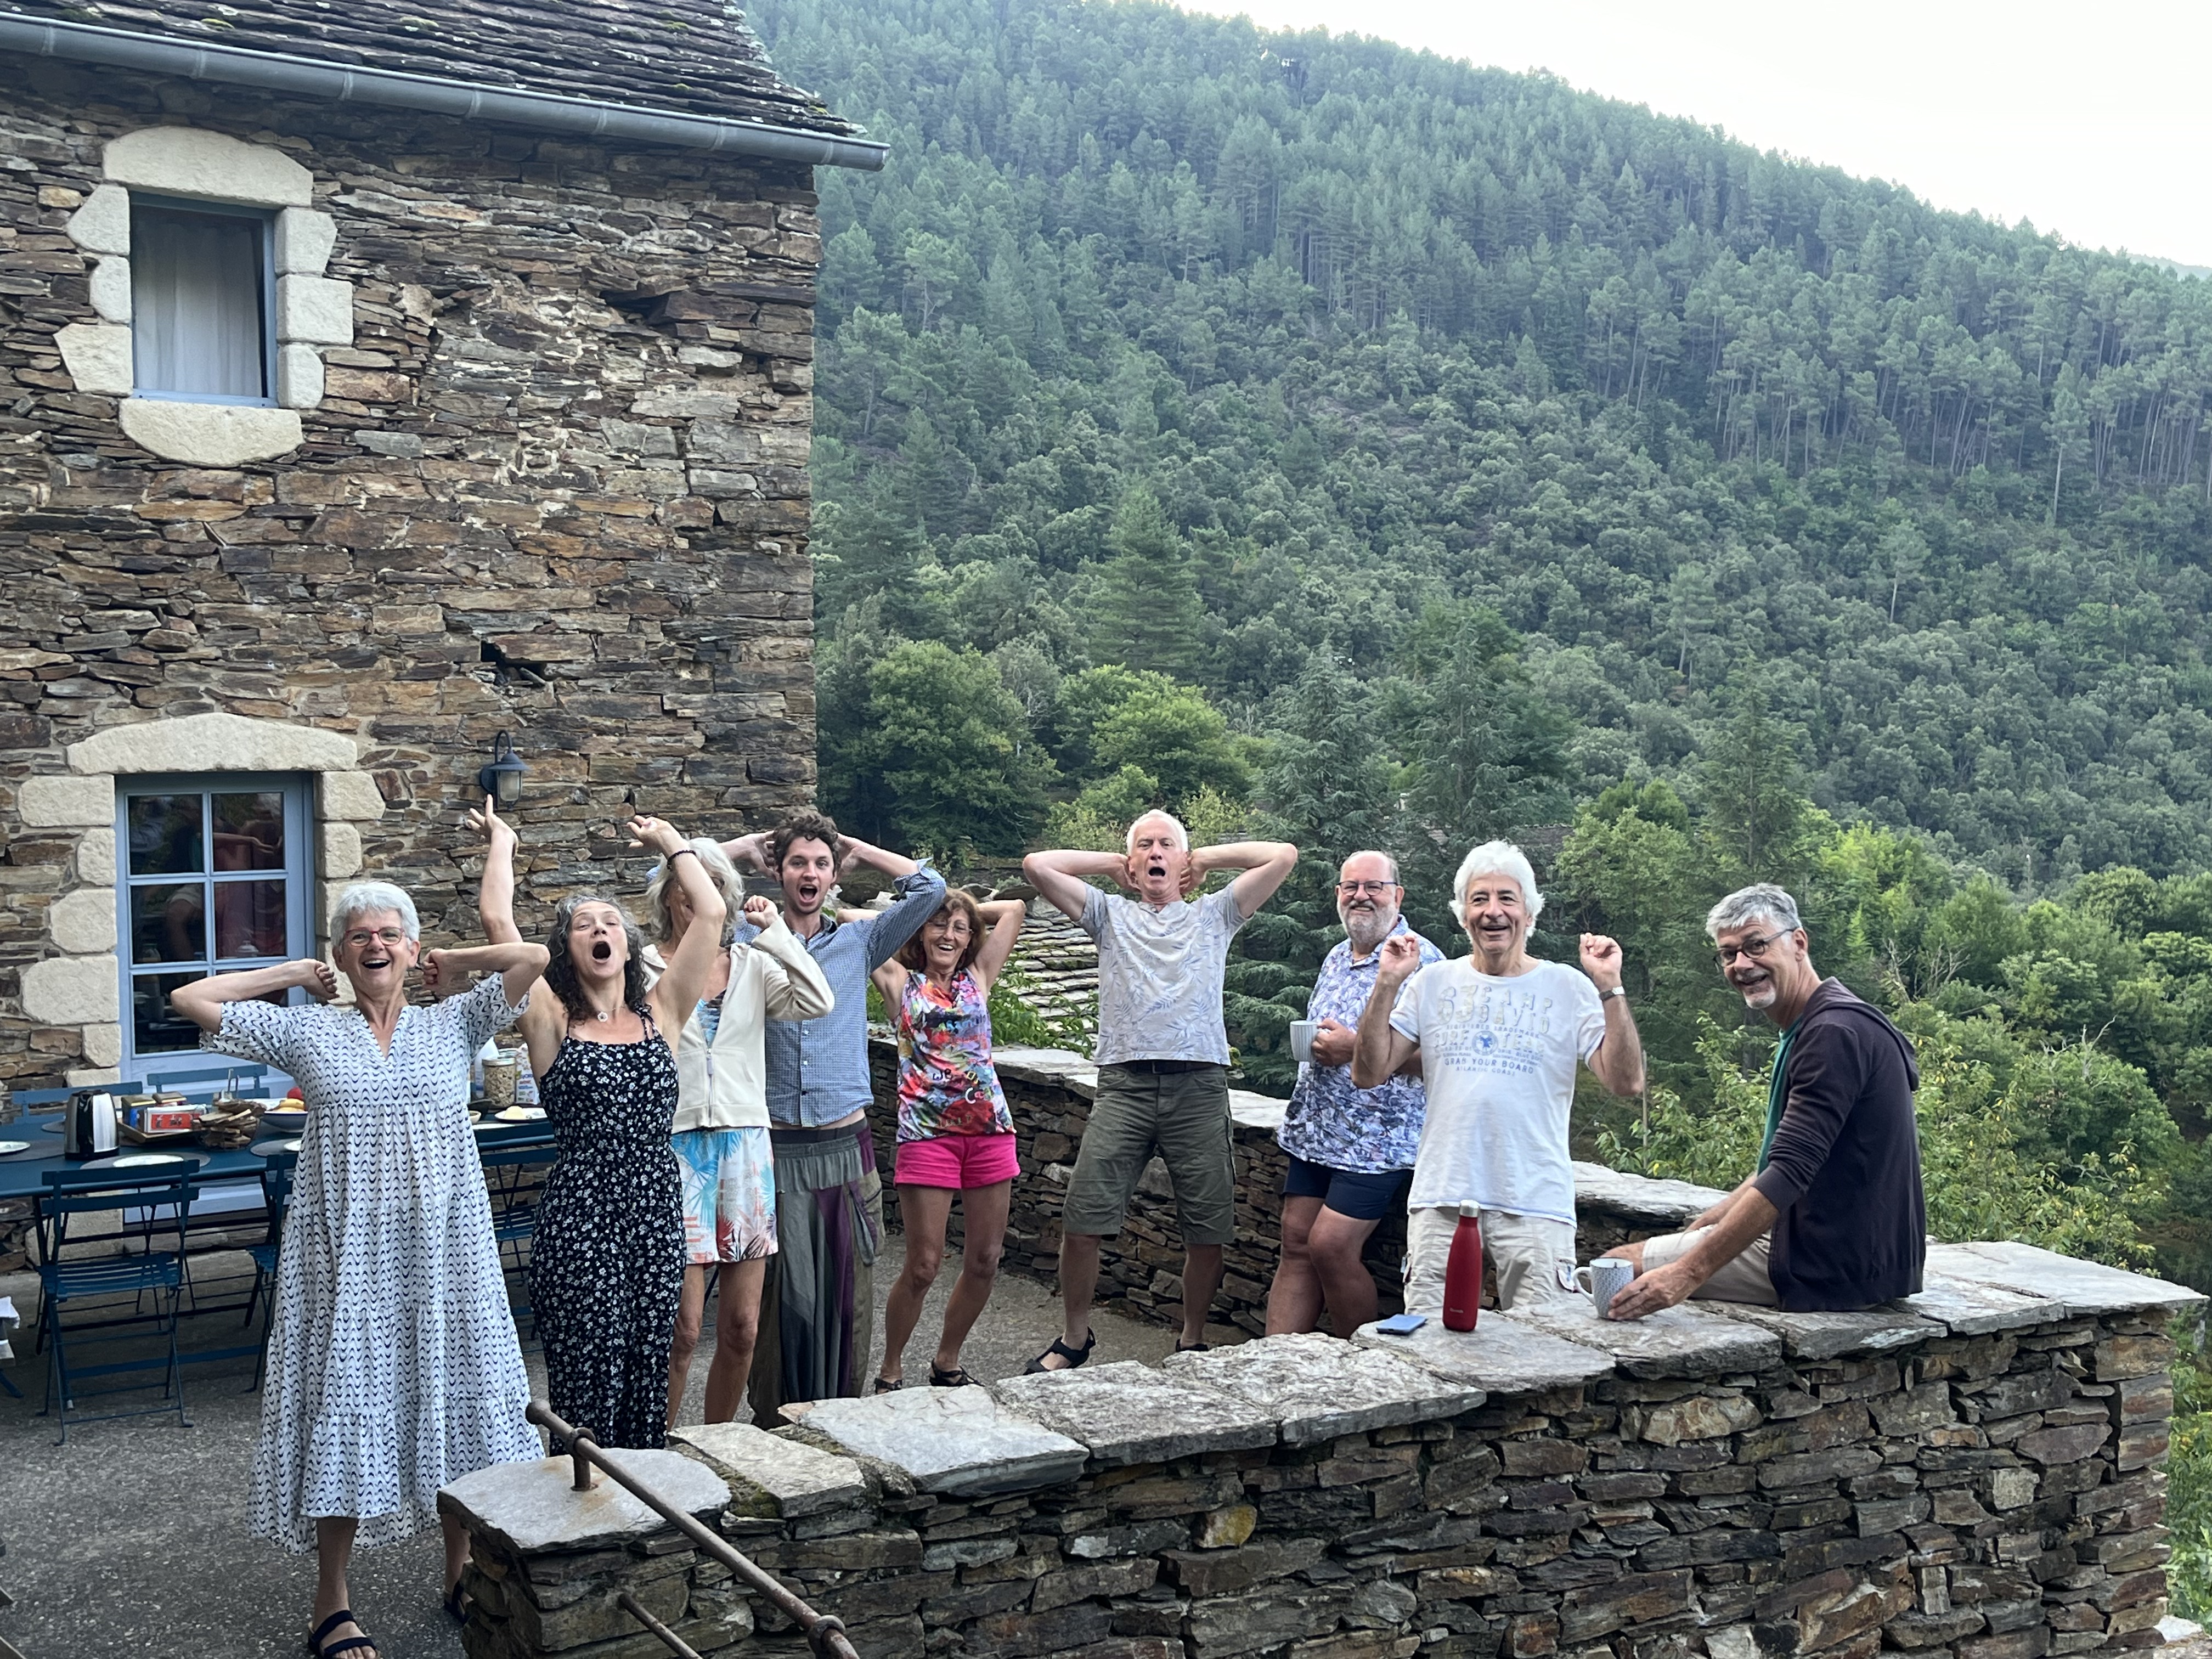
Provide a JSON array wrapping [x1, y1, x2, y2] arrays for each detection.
[[15, 713, 385, 1086], [53, 126, 351, 469]]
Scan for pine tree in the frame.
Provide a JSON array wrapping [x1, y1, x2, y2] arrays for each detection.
[[1086, 487, 1204, 681]]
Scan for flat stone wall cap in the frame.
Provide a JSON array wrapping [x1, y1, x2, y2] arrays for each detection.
[[991, 1046, 1099, 1092], [1703, 1301, 1945, 1360], [1927, 1240, 2207, 1318], [1572, 1160, 1731, 1226], [1229, 1092, 1286, 1133], [1354, 1312, 1616, 1395], [991, 1361, 1281, 1465], [1163, 1331, 1485, 1444], [801, 1386, 1087, 1497], [1901, 1270, 2068, 1336], [1521, 1295, 1784, 1378], [668, 1421, 866, 1518], [437, 1451, 729, 1554]]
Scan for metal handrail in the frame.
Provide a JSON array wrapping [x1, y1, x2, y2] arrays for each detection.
[[523, 1401, 860, 1659]]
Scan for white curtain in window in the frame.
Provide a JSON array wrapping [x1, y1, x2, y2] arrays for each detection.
[[131, 210, 264, 398]]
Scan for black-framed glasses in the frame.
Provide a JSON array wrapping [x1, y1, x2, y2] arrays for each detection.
[[1336, 880, 1398, 896], [1716, 929, 1787, 967]]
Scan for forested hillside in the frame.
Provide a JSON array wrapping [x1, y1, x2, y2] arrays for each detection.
[[757, 0, 2212, 885]]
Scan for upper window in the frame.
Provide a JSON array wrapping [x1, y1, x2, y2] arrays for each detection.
[[130, 198, 275, 405], [117, 775, 311, 1074]]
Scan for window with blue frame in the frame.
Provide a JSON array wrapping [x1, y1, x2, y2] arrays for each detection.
[[117, 776, 312, 1077], [130, 198, 276, 405]]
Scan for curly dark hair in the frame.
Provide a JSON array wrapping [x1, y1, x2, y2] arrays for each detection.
[[543, 894, 651, 1024], [768, 811, 844, 873]]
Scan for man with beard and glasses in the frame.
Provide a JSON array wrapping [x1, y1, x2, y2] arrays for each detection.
[[1602, 884, 1926, 1318], [1353, 841, 1645, 1313], [1023, 810, 1299, 1370], [722, 814, 945, 1423], [1264, 851, 1443, 1338]]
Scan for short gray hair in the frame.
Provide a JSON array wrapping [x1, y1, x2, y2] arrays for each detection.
[[1706, 883, 1802, 940], [330, 881, 419, 944], [1126, 810, 1189, 853], [644, 838, 746, 946], [1454, 840, 1543, 921]]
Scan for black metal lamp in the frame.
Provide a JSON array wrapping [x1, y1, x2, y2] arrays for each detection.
[[477, 731, 528, 809]]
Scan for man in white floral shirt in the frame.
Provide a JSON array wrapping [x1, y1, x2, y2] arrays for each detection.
[[1264, 850, 1443, 1336]]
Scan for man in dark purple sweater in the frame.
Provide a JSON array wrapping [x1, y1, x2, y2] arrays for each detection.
[[1606, 883, 1926, 1318]]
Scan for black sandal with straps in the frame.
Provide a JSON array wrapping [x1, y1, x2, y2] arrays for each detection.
[[930, 1362, 978, 1387], [307, 1609, 379, 1659], [1024, 1330, 1096, 1373]]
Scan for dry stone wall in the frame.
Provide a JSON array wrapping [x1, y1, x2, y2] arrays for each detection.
[[0, 57, 824, 1094], [441, 1233, 2203, 1659]]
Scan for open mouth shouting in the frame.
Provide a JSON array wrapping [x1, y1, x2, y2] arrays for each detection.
[[591, 939, 613, 963]]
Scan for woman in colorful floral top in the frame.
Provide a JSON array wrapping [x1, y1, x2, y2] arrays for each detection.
[[869, 889, 1026, 1390]]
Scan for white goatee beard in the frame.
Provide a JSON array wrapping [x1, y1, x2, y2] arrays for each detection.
[[1344, 911, 1396, 955]]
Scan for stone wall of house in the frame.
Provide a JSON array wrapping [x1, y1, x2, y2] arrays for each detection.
[[441, 1234, 2203, 1659], [0, 56, 823, 1093]]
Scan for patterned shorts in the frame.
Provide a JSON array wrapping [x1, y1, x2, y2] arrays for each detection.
[[672, 1126, 778, 1265]]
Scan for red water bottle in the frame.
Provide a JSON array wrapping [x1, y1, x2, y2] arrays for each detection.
[[1442, 1203, 1483, 1331]]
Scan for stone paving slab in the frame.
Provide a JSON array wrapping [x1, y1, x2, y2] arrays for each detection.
[[1163, 1330, 1485, 1444], [1900, 1271, 2068, 1336], [438, 1451, 730, 1554], [1928, 1241, 2206, 1319], [1353, 1312, 1616, 1394], [1704, 1300, 1945, 1359], [669, 1421, 868, 1518], [1520, 1295, 1783, 1376], [991, 1360, 1282, 1464], [1572, 1160, 1729, 1225], [800, 1384, 1088, 1497]]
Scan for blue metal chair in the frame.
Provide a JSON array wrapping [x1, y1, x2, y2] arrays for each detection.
[[480, 1131, 556, 1344], [139, 1064, 269, 1104], [37, 1163, 200, 1442], [242, 1150, 296, 1393]]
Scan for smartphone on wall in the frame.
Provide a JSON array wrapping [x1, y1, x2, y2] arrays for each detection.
[[1374, 1312, 1427, 1335]]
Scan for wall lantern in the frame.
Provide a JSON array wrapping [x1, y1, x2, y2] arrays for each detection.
[[477, 731, 528, 809]]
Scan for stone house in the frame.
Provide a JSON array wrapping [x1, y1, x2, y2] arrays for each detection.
[[0, 0, 881, 1092]]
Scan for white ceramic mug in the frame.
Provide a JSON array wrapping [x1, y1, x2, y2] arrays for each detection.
[[1573, 1257, 1637, 1319], [1288, 1020, 1320, 1064]]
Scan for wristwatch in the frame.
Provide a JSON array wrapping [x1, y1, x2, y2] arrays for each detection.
[[1599, 985, 1629, 1002]]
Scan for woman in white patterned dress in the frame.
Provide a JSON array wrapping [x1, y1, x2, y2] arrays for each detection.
[[172, 881, 549, 1659]]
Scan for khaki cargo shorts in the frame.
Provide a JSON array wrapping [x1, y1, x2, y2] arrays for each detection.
[[1060, 1063, 1237, 1246]]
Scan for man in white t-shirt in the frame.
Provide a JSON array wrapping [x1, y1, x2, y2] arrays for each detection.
[[1022, 810, 1298, 1369], [1351, 840, 1645, 1312]]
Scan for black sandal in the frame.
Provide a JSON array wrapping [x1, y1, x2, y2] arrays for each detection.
[[872, 1375, 904, 1393], [307, 1610, 379, 1659], [1025, 1330, 1096, 1373], [930, 1363, 978, 1387], [1176, 1340, 1211, 1354], [443, 1580, 469, 1624]]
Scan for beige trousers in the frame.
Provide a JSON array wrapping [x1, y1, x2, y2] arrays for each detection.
[[1635, 1224, 1779, 1306], [1403, 1206, 1579, 1314]]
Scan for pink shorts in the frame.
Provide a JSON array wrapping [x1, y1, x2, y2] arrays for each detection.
[[894, 1133, 1019, 1190]]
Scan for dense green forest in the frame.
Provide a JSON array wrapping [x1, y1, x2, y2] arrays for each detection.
[[750, 0, 2212, 1286]]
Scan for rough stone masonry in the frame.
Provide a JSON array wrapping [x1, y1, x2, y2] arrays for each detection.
[[439, 1215, 2205, 1659]]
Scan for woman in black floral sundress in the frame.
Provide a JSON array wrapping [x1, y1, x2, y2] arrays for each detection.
[[509, 815, 727, 1449]]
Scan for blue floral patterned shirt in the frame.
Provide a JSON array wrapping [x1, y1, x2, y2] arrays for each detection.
[[1278, 920, 1445, 1173]]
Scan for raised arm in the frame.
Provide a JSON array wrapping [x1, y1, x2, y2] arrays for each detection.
[[1023, 848, 1126, 922], [746, 899, 836, 1020], [863, 861, 948, 970], [465, 795, 523, 945], [970, 899, 1028, 994], [1186, 839, 1299, 921], [419, 942, 551, 1009], [840, 834, 921, 883], [171, 960, 336, 1032], [1578, 934, 1646, 1097], [721, 831, 771, 876], [633, 817, 727, 1030], [1350, 933, 1426, 1089]]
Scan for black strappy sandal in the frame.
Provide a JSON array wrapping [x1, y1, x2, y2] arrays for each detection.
[[930, 1362, 978, 1387], [1176, 1340, 1211, 1354], [307, 1609, 379, 1659], [872, 1375, 904, 1393], [1025, 1330, 1096, 1373]]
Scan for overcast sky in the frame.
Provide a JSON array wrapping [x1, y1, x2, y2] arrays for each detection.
[[1172, 0, 2212, 270]]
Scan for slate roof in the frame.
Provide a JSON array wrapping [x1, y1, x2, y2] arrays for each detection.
[[3, 0, 859, 134]]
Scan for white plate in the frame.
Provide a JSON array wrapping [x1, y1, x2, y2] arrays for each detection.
[[494, 1107, 546, 1122], [111, 1153, 189, 1168], [0, 1141, 28, 1156]]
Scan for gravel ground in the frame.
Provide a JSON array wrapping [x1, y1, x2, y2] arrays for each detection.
[[0, 1240, 1218, 1658]]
